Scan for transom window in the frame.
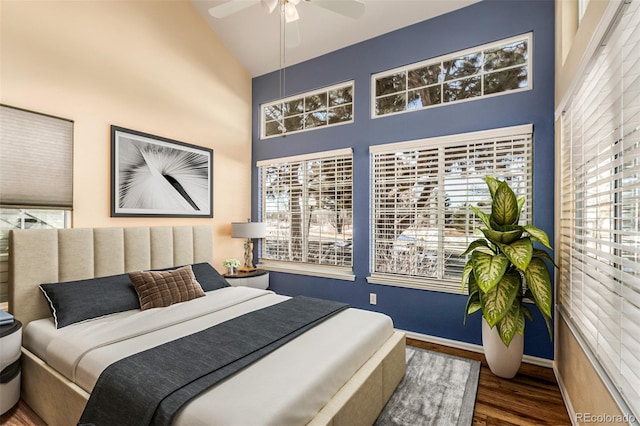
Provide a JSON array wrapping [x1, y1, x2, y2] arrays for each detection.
[[372, 33, 531, 118], [257, 149, 354, 280], [368, 125, 533, 293], [261, 82, 354, 139]]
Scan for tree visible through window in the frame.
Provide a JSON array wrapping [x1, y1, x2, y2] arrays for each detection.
[[369, 126, 533, 293], [262, 82, 354, 139], [373, 34, 531, 117], [258, 150, 353, 270]]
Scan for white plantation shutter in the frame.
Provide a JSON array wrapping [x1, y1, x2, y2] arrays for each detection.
[[559, 0, 640, 418], [257, 149, 353, 279], [369, 125, 533, 293]]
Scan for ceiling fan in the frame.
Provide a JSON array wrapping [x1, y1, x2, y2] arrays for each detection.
[[209, 0, 366, 47]]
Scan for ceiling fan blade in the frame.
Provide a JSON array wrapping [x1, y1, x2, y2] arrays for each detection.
[[263, 0, 278, 14], [311, 0, 366, 19], [285, 20, 301, 48], [208, 0, 260, 18]]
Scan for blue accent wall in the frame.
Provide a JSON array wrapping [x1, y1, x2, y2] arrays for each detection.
[[252, 0, 555, 359]]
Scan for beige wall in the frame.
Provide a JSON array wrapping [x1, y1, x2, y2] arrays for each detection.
[[556, 317, 627, 425], [0, 0, 252, 268], [554, 1, 626, 424]]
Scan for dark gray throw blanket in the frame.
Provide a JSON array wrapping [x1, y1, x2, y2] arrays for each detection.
[[78, 296, 348, 426]]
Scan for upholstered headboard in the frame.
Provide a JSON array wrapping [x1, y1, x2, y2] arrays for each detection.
[[8, 225, 213, 327]]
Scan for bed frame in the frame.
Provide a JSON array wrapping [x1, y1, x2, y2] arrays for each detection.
[[9, 225, 406, 426]]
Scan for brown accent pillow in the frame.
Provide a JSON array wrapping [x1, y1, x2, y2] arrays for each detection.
[[128, 265, 205, 310]]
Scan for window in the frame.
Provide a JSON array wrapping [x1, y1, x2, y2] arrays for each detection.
[[261, 82, 354, 139], [257, 149, 354, 279], [0, 105, 73, 303], [369, 125, 533, 293], [0, 208, 71, 302], [558, 0, 640, 419], [372, 34, 531, 118]]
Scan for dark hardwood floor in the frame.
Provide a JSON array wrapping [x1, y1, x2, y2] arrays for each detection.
[[0, 337, 571, 426]]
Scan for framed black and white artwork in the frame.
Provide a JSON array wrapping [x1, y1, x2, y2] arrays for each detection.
[[111, 126, 213, 217]]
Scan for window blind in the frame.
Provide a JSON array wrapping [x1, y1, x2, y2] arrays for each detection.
[[369, 125, 533, 293], [0, 105, 73, 208], [258, 149, 353, 276], [558, 0, 640, 418]]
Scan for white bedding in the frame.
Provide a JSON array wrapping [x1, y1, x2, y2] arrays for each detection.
[[24, 286, 395, 425]]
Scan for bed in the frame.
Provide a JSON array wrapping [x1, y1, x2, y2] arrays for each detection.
[[8, 225, 406, 426]]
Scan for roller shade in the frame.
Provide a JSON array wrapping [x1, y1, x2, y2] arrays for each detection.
[[0, 105, 73, 208]]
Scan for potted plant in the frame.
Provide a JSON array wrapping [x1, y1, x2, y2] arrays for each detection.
[[461, 176, 554, 378], [223, 258, 241, 275]]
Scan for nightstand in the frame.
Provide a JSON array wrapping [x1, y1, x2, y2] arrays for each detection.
[[1, 319, 22, 415], [224, 269, 269, 290]]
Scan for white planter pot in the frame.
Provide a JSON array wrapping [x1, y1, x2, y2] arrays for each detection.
[[482, 318, 524, 379]]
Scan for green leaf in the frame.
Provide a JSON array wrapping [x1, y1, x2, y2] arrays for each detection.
[[461, 239, 491, 256], [471, 205, 491, 228], [468, 273, 479, 295], [499, 238, 533, 272], [481, 227, 523, 245], [463, 275, 481, 325], [489, 221, 522, 233], [521, 304, 534, 322], [524, 225, 552, 249], [497, 303, 524, 347], [533, 249, 558, 268], [524, 257, 553, 318], [516, 306, 526, 335], [485, 176, 500, 199], [517, 197, 525, 215], [482, 272, 520, 328], [472, 252, 509, 292], [464, 293, 482, 325], [461, 261, 473, 292], [491, 181, 519, 226]]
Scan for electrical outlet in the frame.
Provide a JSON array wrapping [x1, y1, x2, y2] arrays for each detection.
[[369, 293, 377, 305]]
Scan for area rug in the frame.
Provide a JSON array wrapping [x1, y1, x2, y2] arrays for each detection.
[[375, 347, 481, 426]]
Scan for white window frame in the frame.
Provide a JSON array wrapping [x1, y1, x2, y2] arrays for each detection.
[[371, 33, 533, 119], [557, 0, 640, 419], [368, 125, 533, 293], [0, 208, 71, 303], [257, 148, 355, 280], [260, 81, 354, 140]]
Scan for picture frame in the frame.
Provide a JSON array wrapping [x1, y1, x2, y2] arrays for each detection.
[[111, 126, 213, 217]]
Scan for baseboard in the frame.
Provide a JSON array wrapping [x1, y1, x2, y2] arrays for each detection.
[[401, 329, 554, 368], [553, 365, 578, 426]]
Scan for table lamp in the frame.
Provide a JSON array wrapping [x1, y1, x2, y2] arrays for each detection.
[[231, 220, 267, 272]]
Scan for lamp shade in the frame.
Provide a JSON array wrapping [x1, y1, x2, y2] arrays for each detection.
[[231, 222, 267, 239]]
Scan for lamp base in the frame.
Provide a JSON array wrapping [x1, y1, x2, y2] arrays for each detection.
[[238, 266, 257, 273]]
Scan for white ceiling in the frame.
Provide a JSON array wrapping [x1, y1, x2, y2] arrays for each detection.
[[191, 0, 479, 77]]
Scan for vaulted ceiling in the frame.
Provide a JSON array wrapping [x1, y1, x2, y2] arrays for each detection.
[[191, 0, 479, 77]]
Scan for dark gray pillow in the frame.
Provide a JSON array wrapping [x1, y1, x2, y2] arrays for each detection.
[[40, 273, 140, 329], [189, 263, 231, 292], [39, 263, 229, 329]]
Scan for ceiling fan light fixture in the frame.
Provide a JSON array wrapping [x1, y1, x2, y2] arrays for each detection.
[[284, 2, 299, 22]]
